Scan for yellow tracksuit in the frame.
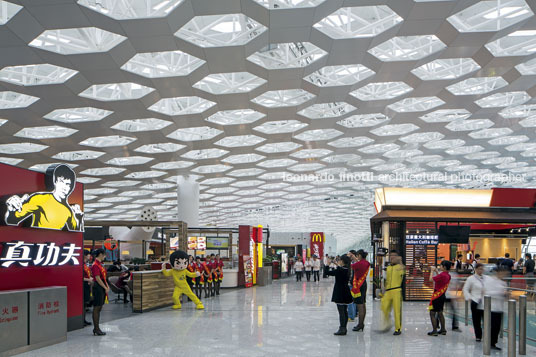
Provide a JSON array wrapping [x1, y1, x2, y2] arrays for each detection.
[[162, 268, 204, 310], [381, 264, 405, 331], [8, 193, 78, 230]]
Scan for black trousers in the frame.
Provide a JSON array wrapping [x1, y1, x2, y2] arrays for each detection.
[[471, 301, 483, 339], [491, 312, 502, 346], [337, 304, 348, 329], [313, 271, 320, 281], [446, 298, 458, 328], [296, 271, 302, 281], [305, 271, 311, 281]]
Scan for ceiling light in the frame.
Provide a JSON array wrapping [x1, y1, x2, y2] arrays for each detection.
[[111, 118, 172, 132], [80, 135, 136, 147], [44, 107, 112, 123], [0, 64, 77, 86], [175, 14, 267, 47], [0, 91, 39, 109], [29, 27, 126, 55], [149, 96, 216, 116], [14, 125, 77, 139]]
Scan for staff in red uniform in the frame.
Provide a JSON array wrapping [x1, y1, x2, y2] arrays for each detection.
[[202, 257, 213, 298], [91, 248, 109, 336], [350, 249, 370, 332], [193, 256, 203, 298], [83, 250, 93, 326], [214, 254, 224, 296], [428, 260, 452, 336], [187, 255, 195, 296]]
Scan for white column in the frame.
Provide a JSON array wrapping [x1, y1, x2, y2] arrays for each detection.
[[177, 175, 199, 227]]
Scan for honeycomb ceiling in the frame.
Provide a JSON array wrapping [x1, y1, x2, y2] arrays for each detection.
[[1, 0, 536, 248]]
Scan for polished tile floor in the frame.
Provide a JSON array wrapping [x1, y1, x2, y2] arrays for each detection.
[[21, 278, 536, 356]]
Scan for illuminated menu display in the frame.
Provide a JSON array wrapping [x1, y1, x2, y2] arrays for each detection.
[[406, 234, 439, 245]]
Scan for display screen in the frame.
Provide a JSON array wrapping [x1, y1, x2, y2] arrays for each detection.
[[188, 236, 206, 250], [438, 226, 470, 244], [206, 237, 229, 249]]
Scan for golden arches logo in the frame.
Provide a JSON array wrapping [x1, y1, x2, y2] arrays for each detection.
[[311, 234, 323, 243]]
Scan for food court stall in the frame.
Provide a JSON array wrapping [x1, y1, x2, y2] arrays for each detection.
[[370, 187, 536, 301]]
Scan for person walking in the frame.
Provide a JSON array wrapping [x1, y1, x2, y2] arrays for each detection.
[[91, 248, 109, 336], [305, 257, 312, 281], [462, 263, 486, 341], [380, 251, 405, 335], [294, 258, 304, 282], [325, 255, 353, 336], [445, 267, 461, 331], [312, 255, 321, 282], [427, 260, 451, 336], [351, 249, 370, 332], [485, 268, 508, 350]]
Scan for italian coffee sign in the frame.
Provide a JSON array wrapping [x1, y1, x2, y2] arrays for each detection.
[[0, 163, 84, 321]]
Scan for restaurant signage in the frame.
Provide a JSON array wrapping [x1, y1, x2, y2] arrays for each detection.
[[406, 234, 439, 245], [0, 163, 84, 328], [0, 241, 81, 267]]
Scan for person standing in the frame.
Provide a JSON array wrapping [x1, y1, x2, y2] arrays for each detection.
[[294, 259, 304, 281], [202, 258, 212, 298], [325, 255, 353, 336], [82, 250, 93, 326], [380, 251, 405, 335], [471, 254, 480, 271], [462, 263, 486, 341], [312, 255, 321, 282], [351, 250, 370, 332], [305, 257, 312, 281], [427, 260, 452, 336], [498, 253, 514, 273], [214, 254, 224, 295], [194, 256, 203, 299], [323, 254, 329, 278], [523, 253, 535, 296], [91, 249, 109, 336], [454, 254, 463, 272]]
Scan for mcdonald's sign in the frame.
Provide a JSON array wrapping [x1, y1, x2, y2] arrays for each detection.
[[310, 232, 324, 259]]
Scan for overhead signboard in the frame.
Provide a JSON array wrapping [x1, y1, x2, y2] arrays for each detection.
[[406, 234, 439, 245], [187, 236, 206, 250], [206, 237, 229, 249]]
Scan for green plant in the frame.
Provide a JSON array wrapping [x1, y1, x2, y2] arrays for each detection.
[[131, 257, 146, 265]]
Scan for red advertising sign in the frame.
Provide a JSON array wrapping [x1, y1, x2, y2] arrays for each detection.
[[0, 163, 83, 324], [310, 232, 324, 259]]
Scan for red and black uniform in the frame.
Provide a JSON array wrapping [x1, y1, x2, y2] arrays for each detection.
[[83, 264, 92, 306], [214, 259, 224, 282], [429, 271, 451, 312], [91, 259, 109, 307], [351, 259, 370, 305]]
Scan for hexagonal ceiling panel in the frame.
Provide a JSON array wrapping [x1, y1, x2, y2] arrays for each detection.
[[3, 0, 536, 250]]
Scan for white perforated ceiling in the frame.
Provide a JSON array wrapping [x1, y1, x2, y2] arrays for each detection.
[[1, 0, 536, 248]]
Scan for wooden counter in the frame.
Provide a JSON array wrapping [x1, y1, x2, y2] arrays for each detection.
[[132, 270, 174, 313]]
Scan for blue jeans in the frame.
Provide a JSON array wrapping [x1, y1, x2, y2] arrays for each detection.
[[347, 298, 356, 320]]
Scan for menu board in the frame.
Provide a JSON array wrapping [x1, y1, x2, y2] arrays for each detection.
[[206, 237, 229, 249], [187, 236, 206, 250]]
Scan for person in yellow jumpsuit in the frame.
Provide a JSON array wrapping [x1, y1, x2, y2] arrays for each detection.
[[5, 164, 83, 231], [381, 250, 405, 335], [162, 250, 204, 310]]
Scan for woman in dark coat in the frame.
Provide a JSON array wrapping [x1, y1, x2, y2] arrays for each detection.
[[325, 255, 353, 335]]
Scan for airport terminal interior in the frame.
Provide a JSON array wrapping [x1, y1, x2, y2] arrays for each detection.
[[1, 0, 536, 356]]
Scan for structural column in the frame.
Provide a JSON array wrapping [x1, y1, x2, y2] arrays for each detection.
[[177, 175, 199, 251]]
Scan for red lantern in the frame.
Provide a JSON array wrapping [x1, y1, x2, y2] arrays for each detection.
[[104, 238, 118, 251]]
